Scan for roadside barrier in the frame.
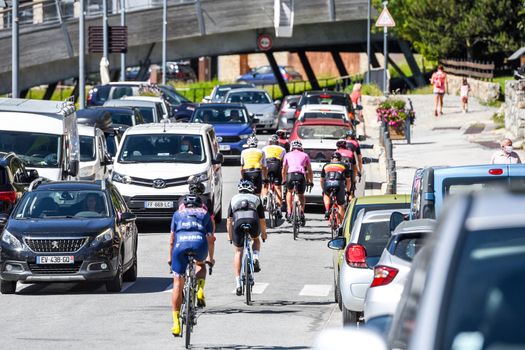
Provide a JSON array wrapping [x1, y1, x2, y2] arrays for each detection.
[[380, 121, 397, 194]]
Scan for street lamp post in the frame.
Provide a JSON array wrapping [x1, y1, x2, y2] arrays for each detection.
[[103, 0, 108, 61], [383, 1, 388, 95], [366, 0, 371, 84], [120, 0, 125, 81], [162, 0, 167, 85], [12, 0, 19, 98], [79, 0, 86, 108]]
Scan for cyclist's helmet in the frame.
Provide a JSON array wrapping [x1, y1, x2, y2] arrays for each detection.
[[336, 140, 347, 149], [189, 181, 205, 195], [290, 139, 303, 151], [238, 179, 256, 193], [345, 129, 356, 138], [268, 135, 279, 145], [331, 152, 342, 161], [246, 135, 258, 148], [183, 194, 203, 208], [276, 129, 287, 139]]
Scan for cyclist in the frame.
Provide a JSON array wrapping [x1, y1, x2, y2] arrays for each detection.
[[227, 179, 267, 295], [335, 139, 358, 198], [281, 139, 313, 226], [345, 129, 363, 179], [276, 129, 290, 152], [261, 135, 286, 214], [181, 177, 216, 236], [240, 135, 267, 195], [320, 152, 352, 224], [169, 194, 215, 336]]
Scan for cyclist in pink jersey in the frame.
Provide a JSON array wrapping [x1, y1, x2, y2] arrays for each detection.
[[281, 139, 313, 225]]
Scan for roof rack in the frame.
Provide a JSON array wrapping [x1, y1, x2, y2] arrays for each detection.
[[28, 177, 51, 192]]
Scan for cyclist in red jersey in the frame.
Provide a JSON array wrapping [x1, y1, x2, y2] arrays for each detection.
[[335, 140, 358, 198], [345, 129, 363, 179], [276, 129, 290, 152]]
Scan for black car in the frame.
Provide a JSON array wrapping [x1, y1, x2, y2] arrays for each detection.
[[0, 180, 138, 294], [0, 152, 39, 229], [293, 90, 355, 118], [78, 106, 145, 128]]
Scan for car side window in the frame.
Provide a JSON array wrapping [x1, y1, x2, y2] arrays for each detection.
[[207, 130, 219, 156], [110, 188, 125, 217], [10, 158, 26, 184], [134, 109, 145, 124]]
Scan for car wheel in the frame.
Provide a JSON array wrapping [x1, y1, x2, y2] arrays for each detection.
[[106, 254, 123, 292], [336, 281, 342, 311], [123, 250, 138, 282], [0, 280, 16, 294], [214, 206, 222, 224], [342, 306, 358, 326]]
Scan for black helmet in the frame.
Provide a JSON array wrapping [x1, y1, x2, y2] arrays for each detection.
[[345, 129, 356, 138], [336, 140, 347, 149], [331, 152, 342, 161], [268, 135, 279, 145], [276, 129, 287, 138], [183, 194, 203, 208], [238, 179, 256, 193], [189, 182, 205, 195]]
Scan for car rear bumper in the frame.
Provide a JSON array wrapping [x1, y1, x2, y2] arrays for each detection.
[[364, 283, 403, 321], [340, 264, 374, 312]]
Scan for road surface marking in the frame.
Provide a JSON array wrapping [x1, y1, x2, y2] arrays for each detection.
[[231, 282, 269, 294], [163, 283, 173, 293], [299, 284, 331, 297]]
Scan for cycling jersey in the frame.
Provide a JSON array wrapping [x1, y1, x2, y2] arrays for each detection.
[[283, 150, 311, 174], [263, 145, 286, 184], [241, 148, 266, 170], [336, 148, 356, 167], [321, 161, 351, 205], [278, 139, 290, 152], [262, 145, 286, 161], [228, 193, 265, 247], [346, 140, 362, 156], [177, 196, 213, 216]]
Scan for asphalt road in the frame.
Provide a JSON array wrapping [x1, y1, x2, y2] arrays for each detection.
[[0, 134, 369, 349]]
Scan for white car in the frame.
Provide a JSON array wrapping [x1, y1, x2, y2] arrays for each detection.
[[223, 88, 279, 131], [297, 104, 350, 123], [364, 219, 435, 322], [111, 123, 223, 221], [122, 95, 171, 120], [78, 124, 111, 180], [330, 208, 409, 325], [300, 139, 338, 204]]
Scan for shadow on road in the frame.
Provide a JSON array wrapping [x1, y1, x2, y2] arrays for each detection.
[[202, 307, 298, 316], [197, 345, 308, 349], [122, 276, 173, 294]]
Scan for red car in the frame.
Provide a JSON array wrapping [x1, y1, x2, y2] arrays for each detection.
[[289, 118, 353, 141]]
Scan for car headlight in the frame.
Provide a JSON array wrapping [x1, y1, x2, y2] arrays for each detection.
[[1, 230, 23, 250], [91, 228, 114, 247], [193, 171, 209, 182], [239, 134, 251, 140], [112, 171, 131, 184]]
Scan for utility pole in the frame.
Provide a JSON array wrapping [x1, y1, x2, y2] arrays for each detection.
[[120, 0, 125, 81], [79, 0, 86, 108], [366, 0, 371, 84], [103, 0, 108, 63], [162, 0, 167, 85], [383, 1, 388, 95], [12, 0, 19, 98]]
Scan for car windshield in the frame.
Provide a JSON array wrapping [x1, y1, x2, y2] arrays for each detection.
[[0, 131, 61, 168], [393, 233, 428, 262], [297, 125, 348, 139], [302, 112, 345, 119], [138, 107, 155, 123], [79, 136, 95, 162], [442, 227, 525, 350], [358, 220, 392, 266], [192, 107, 248, 124], [303, 94, 347, 106], [111, 113, 134, 126], [118, 134, 206, 164], [226, 91, 271, 104], [305, 149, 334, 163], [13, 190, 110, 219]]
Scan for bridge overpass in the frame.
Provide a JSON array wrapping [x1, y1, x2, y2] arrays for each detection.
[[0, 0, 421, 95]]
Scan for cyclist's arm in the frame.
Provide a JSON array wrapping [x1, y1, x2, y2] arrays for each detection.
[[306, 163, 314, 183], [226, 204, 233, 242], [169, 214, 177, 262], [240, 152, 245, 176], [345, 165, 352, 192], [320, 166, 326, 190], [281, 159, 288, 182], [257, 203, 267, 239]]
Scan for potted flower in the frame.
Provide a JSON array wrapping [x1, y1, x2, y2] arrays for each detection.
[[376, 98, 415, 139]]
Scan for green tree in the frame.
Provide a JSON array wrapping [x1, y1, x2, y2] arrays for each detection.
[[374, 0, 525, 61]]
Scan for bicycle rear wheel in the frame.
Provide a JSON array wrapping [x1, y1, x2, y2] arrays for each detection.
[[184, 283, 193, 348], [330, 208, 338, 239], [267, 193, 275, 229], [292, 200, 299, 240], [244, 253, 252, 305]]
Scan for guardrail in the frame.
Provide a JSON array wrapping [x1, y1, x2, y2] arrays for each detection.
[[439, 58, 495, 81]]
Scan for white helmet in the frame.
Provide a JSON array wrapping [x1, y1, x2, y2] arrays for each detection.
[[246, 135, 258, 148], [290, 139, 303, 150]]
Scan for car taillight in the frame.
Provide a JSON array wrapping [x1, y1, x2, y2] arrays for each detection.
[[0, 191, 16, 204], [370, 265, 399, 287], [489, 168, 503, 175], [320, 94, 331, 98], [345, 244, 367, 268]]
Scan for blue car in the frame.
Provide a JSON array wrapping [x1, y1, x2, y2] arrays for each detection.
[[237, 65, 302, 85], [190, 104, 254, 162], [410, 164, 525, 219]]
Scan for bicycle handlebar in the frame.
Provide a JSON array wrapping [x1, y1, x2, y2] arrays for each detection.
[[205, 260, 214, 275]]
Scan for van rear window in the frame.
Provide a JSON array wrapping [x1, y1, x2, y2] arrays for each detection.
[[444, 177, 525, 196]]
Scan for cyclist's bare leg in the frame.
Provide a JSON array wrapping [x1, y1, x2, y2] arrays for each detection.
[[234, 247, 242, 277], [275, 185, 283, 206], [261, 183, 268, 199], [252, 236, 261, 253], [172, 275, 185, 311], [286, 190, 293, 215], [323, 194, 330, 212], [337, 205, 345, 225], [195, 261, 206, 280], [298, 193, 306, 213]]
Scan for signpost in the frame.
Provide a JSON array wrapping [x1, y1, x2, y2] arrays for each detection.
[[375, 1, 395, 95], [257, 34, 273, 51], [88, 26, 128, 54]]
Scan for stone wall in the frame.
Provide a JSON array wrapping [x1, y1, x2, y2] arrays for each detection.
[[505, 79, 525, 138], [447, 74, 500, 104]]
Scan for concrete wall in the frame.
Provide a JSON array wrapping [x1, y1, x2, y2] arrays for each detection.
[[505, 79, 525, 138], [447, 74, 500, 104]]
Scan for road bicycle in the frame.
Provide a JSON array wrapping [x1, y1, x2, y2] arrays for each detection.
[[265, 176, 280, 228], [179, 252, 212, 349], [239, 223, 255, 305], [326, 187, 341, 239], [288, 181, 312, 240]]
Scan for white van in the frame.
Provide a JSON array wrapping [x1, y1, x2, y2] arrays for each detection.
[[77, 124, 112, 180], [0, 98, 79, 180], [111, 123, 223, 221]]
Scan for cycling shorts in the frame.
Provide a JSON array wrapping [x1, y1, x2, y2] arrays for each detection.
[[267, 159, 282, 184], [171, 232, 208, 276], [232, 210, 260, 248], [242, 169, 263, 194], [323, 180, 346, 205], [286, 172, 306, 194]]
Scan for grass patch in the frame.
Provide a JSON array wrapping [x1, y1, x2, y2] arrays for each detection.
[[492, 76, 513, 96], [480, 99, 503, 108], [407, 85, 434, 95], [492, 111, 505, 129]]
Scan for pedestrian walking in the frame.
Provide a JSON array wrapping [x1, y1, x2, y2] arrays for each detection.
[[430, 65, 448, 117], [350, 83, 367, 137], [460, 78, 470, 113], [490, 138, 522, 164]]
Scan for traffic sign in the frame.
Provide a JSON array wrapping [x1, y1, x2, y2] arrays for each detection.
[[375, 7, 395, 27], [88, 26, 128, 54], [257, 34, 273, 51]]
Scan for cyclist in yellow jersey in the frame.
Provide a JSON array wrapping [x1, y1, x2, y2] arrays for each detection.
[[261, 135, 286, 212], [240, 135, 267, 195]]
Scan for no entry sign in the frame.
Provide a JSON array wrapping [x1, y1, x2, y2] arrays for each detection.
[[257, 34, 273, 51]]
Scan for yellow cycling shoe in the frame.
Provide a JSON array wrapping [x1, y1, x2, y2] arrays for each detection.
[[197, 287, 206, 308], [171, 311, 181, 336]]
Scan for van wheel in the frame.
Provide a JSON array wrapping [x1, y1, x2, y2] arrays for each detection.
[[214, 207, 222, 224], [342, 306, 358, 326], [0, 280, 16, 294]]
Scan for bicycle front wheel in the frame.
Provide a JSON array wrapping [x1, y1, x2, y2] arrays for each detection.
[[267, 194, 275, 229], [244, 254, 252, 305], [184, 283, 193, 348]]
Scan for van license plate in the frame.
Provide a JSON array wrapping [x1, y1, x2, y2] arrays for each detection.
[[145, 201, 173, 209], [37, 256, 74, 264]]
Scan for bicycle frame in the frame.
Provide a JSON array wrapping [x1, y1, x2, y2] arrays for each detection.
[[181, 254, 197, 348], [240, 228, 254, 305]]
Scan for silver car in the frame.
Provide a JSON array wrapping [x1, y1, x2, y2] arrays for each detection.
[[330, 208, 409, 326], [363, 219, 435, 322], [277, 94, 300, 130], [202, 83, 255, 103], [223, 88, 279, 132]]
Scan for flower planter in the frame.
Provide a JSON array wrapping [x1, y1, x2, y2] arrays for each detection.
[[388, 121, 406, 140]]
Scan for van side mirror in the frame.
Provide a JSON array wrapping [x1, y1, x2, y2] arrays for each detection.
[[27, 169, 39, 182], [362, 157, 372, 164], [390, 211, 407, 232], [102, 153, 113, 166], [120, 212, 137, 223], [213, 153, 224, 165], [66, 160, 79, 177], [327, 237, 346, 250]]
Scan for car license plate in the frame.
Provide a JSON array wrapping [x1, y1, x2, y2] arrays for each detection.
[[219, 144, 231, 151], [37, 256, 74, 264], [145, 201, 173, 209]]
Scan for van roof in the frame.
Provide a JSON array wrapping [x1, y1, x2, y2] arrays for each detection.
[[0, 111, 64, 135], [0, 98, 75, 118], [104, 100, 157, 108], [125, 122, 212, 135]]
